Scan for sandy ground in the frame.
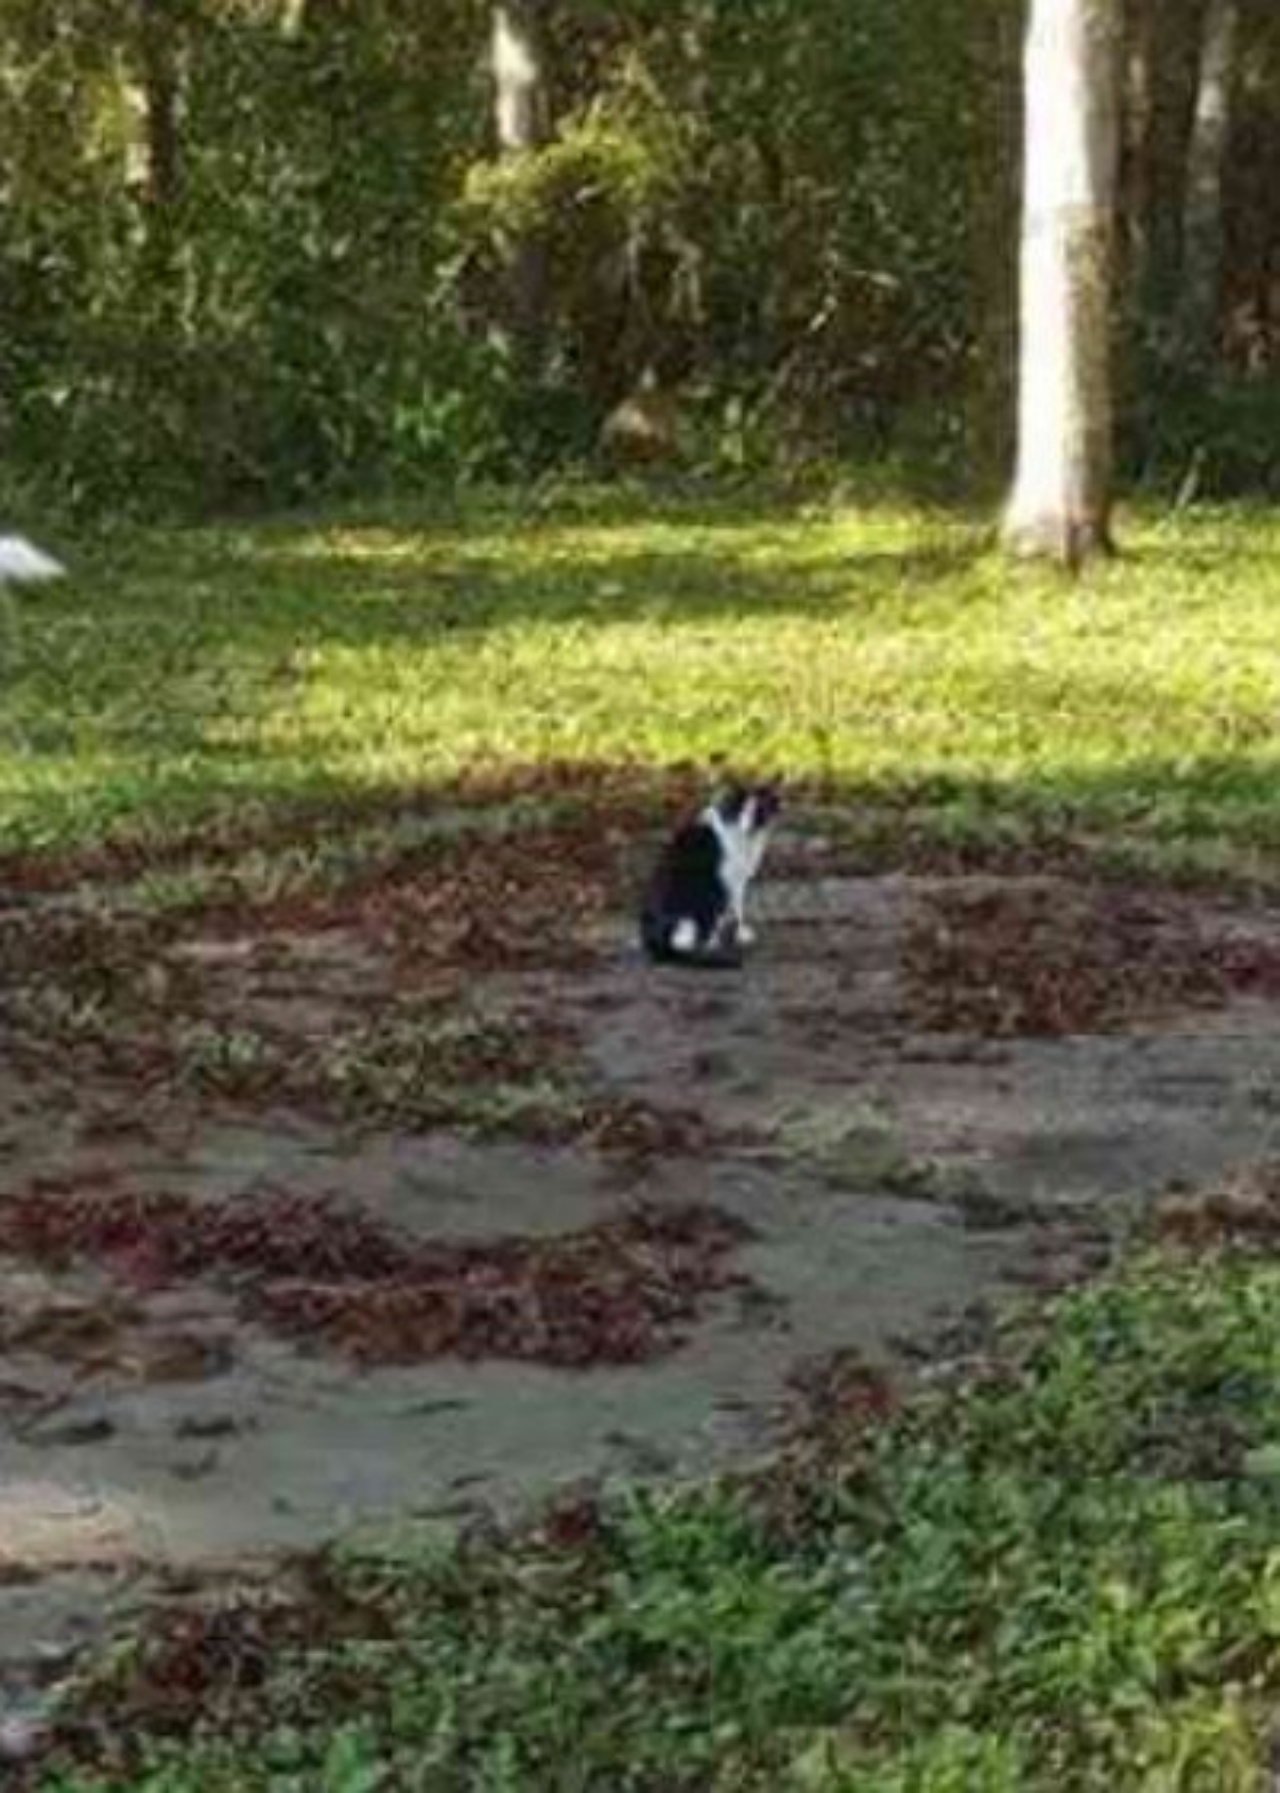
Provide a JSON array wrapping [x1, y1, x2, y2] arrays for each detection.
[[3, 861, 1280, 1723]]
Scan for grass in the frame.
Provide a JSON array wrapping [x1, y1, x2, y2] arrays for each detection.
[[4, 485, 1280, 875], [13, 480, 1280, 1788], [41, 1249, 1280, 1790]]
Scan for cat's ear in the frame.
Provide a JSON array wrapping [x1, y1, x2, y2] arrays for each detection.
[[753, 783, 782, 825]]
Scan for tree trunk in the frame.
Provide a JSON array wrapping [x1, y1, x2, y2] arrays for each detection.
[[1120, 0, 1205, 332], [491, 1, 549, 372], [1004, 0, 1123, 569], [137, 0, 183, 311], [1179, 0, 1237, 362], [1117, 0, 1155, 309], [966, 0, 1022, 492]]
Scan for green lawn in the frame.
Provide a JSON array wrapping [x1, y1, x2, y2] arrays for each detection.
[[17, 485, 1280, 1789], [5, 487, 1280, 875]]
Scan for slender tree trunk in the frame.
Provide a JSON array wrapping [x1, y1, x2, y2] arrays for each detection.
[[967, 0, 1022, 491], [1136, 0, 1209, 338], [1117, 0, 1155, 310], [1004, 0, 1123, 569], [1231, 3, 1280, 374], [491, 1, 549, 372], [137, 0, 183, 312], [1179, 0, 1237, 361]]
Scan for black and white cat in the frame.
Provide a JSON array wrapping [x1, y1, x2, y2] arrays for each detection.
[[640, 783, 780, 968]]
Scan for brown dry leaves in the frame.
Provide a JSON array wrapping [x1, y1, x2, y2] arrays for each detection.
[[1155, 1163, 1280, 1253], [904, 882, 1280, 1037], [0, 1186, 752, 1368], [0, 790, 722, 1158], [0, 771, 734, 1080], [49, 1563, 380, 1775]]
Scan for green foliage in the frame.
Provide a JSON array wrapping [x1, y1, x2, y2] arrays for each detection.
[[1123, 371, 1280, 502], [0, 0, 511, 515], [0, 0, 1274, 509], [463, 61, 688, 239], [0, 0, 1012, 514]]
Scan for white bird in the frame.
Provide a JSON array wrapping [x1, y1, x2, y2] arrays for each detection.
[[0, 535, 65, 584]]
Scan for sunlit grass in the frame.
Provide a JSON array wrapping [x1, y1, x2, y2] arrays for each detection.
[[4, 488, 1280, 864]]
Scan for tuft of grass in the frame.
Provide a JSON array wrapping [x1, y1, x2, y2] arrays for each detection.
[[770, 1105, 1011, 1216], [40, 1251, 1280, 1789], [4, 491, 1280, 879]]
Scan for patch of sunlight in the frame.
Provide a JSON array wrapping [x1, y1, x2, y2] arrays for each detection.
[[0, 1477, 169, 1569], [247, 497, 968, 581]]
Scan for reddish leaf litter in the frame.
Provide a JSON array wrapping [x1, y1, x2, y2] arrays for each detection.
[[0, 764, 708, 984], [0, 761, 704, 897], [743, 1349, 898, 1542], [171, 823, 613, 974], [573, 1096, 719, 1160], [787, 1348, 898, 1439], [1155, 1163, 1280, 1253], [0, 1187, 755, 1368], [531, 1484, 613, 1555], [903, 882, 1280, 1037], [0, 889, 719, 1155], [0, 909, 185, 1082], [0, 909, 169, 1005], [38, 1560, 384, 1783]]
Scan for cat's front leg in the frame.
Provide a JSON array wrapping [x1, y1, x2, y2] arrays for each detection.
[[722, 860, 756, 947], [727, 885, 756, 946], [731, 896, 756, 946]]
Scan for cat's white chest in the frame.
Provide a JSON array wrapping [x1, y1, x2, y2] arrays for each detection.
[[716, 826, 753, 907], [703, 805, 767, 937]]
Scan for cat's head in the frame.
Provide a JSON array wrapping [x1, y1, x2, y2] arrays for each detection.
[[714, 781, 781, 834]]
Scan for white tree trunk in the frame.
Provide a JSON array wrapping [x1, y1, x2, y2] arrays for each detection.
[[1003, 0, 1123, 567], [1180, 0, 1236, 360], [492, 2, 549, 368], [492, 3, 545, 156], [139, 0, 182, 291]]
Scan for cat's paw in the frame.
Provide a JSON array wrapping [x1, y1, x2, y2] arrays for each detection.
[[737, 924, 757, 946], [671, 919, 699, 953]]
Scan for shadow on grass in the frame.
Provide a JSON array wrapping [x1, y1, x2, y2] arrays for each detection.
[[223, 519, 990, 640], [0, 495, 984, 848], [6, 751, 1280, 901], [2, 486, 1275, 866]]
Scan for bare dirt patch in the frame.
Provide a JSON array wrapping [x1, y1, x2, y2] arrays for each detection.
[[6, 810, 1280, 1741]]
